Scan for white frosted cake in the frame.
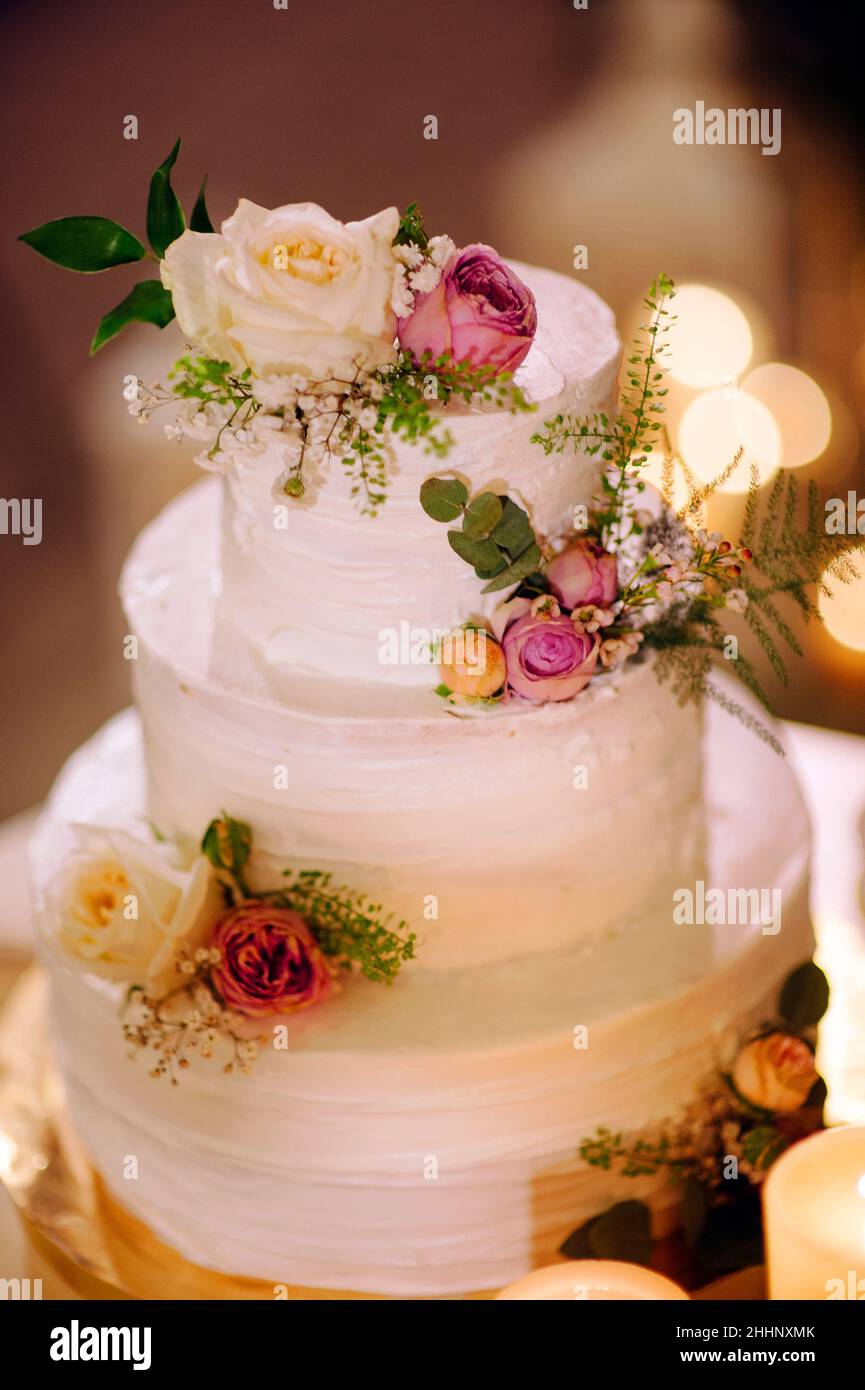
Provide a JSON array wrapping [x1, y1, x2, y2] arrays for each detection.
[[26, 193, 817, 1296]]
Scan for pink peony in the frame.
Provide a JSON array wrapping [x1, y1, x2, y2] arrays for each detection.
[[502, 612, 599, 703], [546, 539, 618, 611], [398, 244, 536, 373], [210, 902, 333, 1017]]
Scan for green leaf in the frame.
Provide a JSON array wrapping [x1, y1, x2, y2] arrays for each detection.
[[447, 530, 506, 575], [90, 281, 175, 353], [490, 495, 534, 555], [147, 137, 185, 258], [742, 1126, 789, 1170], [393, 200, 428, 250], [19, 216, 146, 272], [419, 476, 468, 522], [779, 961, 830, 1029], [481, 541, 542, 593], [201, 814, 252, 876], [587, 1200, 652, 1265], [462, 492, 503, 539], [190, 176, 214, 233]]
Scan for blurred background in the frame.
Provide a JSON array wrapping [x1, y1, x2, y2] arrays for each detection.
[[1, 0, 864, 825]]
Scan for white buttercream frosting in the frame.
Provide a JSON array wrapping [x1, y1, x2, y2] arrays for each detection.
[[31, 701, 812, 1294], [216, 263, 620, 687], [122, 479, 705, 973]]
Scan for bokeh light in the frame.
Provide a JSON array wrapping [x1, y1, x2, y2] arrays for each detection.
[[742, 363, 832, 467], [818, 553, 865, 653], [677, 387, 781, 493], [667, 285, 753, 388]]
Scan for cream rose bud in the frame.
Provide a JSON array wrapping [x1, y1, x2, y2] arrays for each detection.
[[161, 200, 400, 381], [732, 1031, 819, 1113], [46, 826, 222, 990]]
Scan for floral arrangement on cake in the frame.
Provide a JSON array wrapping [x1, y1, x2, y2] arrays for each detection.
[[564, 960, 830, 1275], [45, 814, 414, 1083], [20, 140, 534, 515], [423, 276, 864, 746]]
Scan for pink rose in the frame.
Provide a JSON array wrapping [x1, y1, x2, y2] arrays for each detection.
[[210, 903, 333, 1017], [502, 612, 599, 703], [546, 539, 618, 610], [398, 244, 536, 373]]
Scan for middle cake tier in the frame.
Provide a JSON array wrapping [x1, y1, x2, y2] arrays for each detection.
[[122, 479, 704, 975]]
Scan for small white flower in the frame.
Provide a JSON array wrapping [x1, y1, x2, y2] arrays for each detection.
[[366, 379, 385, 402], [127, 398, 145, 417], [725, 588, 749, 613], [409, 261, 442, 295], [650, 542, 674, 566], [163, 422, 184, 440], [572, 604, 615, 633], [428, 234, 455, 267], [530, 594, 561, 620], [358, 405, 378, 430], [390, 264, 414, 318], [393, 242, 424, 269]]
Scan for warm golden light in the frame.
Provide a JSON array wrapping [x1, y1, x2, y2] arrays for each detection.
[[677, 387, 781, 493], [818, 553, 865, 652], [667, 285, 753, 388], [742, 363, 832, 468]]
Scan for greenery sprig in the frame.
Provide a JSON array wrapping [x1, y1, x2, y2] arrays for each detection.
[[532, 273, 676, 547], [644, 452, 865, 741], [419, 476, 542, 593], [19, 137, 210, 353], [201, 814, 415, 984]]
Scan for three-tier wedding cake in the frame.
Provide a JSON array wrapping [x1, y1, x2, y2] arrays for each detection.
[[24, 179, 816, 1295]]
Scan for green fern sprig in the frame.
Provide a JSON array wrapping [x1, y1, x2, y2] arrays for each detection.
[[532, 272, 676, 545]]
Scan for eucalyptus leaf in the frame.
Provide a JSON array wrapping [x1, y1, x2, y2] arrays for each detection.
[[490, 495, 534, 554], [779, 961, 830, 1029], [462, 492, 503, 539], [419, 476, 468, 523], [89, 280, 175, 353], [19, 216, 146, 272], [742, 1126, 788, 1170], [481, 541, 542, 593], [448, 530, 505, 575], [147, 137, 185, 258], [587, 1200, 652, 1265], [190, 176, 214, 233]]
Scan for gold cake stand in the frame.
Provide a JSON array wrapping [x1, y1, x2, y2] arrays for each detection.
[[0, 967, 762, 1301]]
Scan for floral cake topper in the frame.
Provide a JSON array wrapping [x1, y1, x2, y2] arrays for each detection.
[[20, 141, 535, 514]]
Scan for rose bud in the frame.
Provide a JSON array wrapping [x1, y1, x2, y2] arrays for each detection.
[[439, 629, 505, 697], [502, 612, 599, 702], [210, 903, 333, 1017], [546, 539, 618, 611], [732, 1032, 819, 1113], [398, 244, 537, 373]]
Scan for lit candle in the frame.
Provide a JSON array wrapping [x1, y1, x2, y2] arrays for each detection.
[[764, 1125, 865, 1300], [497, 1260, 689, 1301]]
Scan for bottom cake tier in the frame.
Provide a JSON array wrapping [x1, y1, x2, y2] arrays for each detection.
[[29, 696, 812, 1297]]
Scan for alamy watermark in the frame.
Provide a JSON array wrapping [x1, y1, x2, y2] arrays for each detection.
[[673, 880, 781, 935], [0, 497, 42, 545], [674, 102, 781, 157], [378, 623, 488, 670], [825, 492, 865, 535]]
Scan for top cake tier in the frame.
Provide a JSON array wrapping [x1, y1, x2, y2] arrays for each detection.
[[217, 265, 620, 688]]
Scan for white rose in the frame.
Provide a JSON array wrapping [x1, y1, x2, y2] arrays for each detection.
[[161, 200, 400, 381], [45, 825, 222, 990]]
